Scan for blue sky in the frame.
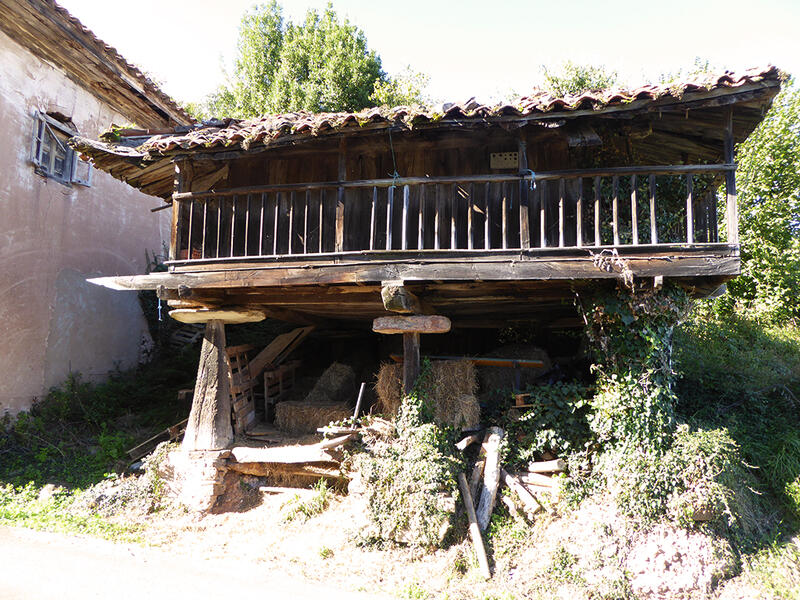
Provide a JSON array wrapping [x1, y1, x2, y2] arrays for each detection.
[[58, 0, 799, 105]]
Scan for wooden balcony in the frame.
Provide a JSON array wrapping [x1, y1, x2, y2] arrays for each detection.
[[169, 164, 737, 272]]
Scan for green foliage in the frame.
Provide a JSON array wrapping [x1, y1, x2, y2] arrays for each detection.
[[0, 356, 197, 488], [282, 478, 331, 522], [541, 61, 618, 97], [205, 2, 428, 118], [723, 82, 800, 322], [675, 307, 800, 517], [501, 382, 591, 467], [0, 483, 141, 542], [354, 371, 462, 548]]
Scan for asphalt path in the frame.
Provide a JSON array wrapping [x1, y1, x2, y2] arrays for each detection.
[[0, 526, 380, 600]]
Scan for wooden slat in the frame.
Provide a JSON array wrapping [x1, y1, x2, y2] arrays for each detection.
[[288, 191, 295, 255], [612, 176, 620, 246], [434, 185, 441, 250], [418, 185, 425, 250], [484, 183, 490, 250], [244, 194, 250, 256], [335, 186, 345, 252], [576, 178, 583, 247], [273, 193, 279, 255], [369, 186, 377, 250], [594, 176, 601, 247], [558, 178, 565, 248], [230, 195, 236, 256], [468, 182, 474, 250], [386, 185, 394, 250], [686, 174, 694, 244], [318, 189, 324, 253], [502, 182, 508, 250], [216, 199, 221, 258], [540, 181, 547, 248], [451, 184, 457, 250], [402, 185, 410, 250], [649, 174, 658, 244], [187, 199, 194, 258], [258, 193, 265, 256], [630, 175, 638, 245], [519, 140, 530, 250], [303, 189, 309, 254], [201, 200, 207, 258]]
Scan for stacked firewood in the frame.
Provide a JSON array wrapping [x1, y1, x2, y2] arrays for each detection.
[[454, 427, 565, 579]]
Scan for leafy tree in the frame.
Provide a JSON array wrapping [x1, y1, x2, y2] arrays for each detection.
[[540, 61, 618, 96], [201, 2, 426, 119], [724, 83, 800, 322]]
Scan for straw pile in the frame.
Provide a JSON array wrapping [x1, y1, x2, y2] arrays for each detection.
[[303, 362, 356, 404], [275, 401, 352, 434], [375, 360, 480, 428]]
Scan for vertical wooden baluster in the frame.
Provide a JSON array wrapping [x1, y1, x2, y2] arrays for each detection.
[[710, 185, 719, 242], [502, 182, 508, 250], [304, 189, 309, 254], [540, 181, 547, 248], [386, 185, 394, 250], [649, 174, 657, 244], [631, 175, 638, 245], [201, 200, 207, 258], [272, 193, 278, 255], [369, 186, 377, 250], [451, 184, 458, 249], [216, 199, 221, 258], [594, 176, 601, 247], [724, 108, 738, 245], [318, 189, 324, 253], [418, 185, 425, 250], [519, 141, 530, 249], [402, 185, 410, 250], [288, 191, 295, 255], [576, 178, 583, 248], [686, 174, 694, 244], [467, 183, 474, 250], [187, 200, 194, 259], [244, 194, 250, 256], [558, 178, 565, 248], [484, 183, 490, 250], [230, 195, 236, 256], [434, 185, 440, 250], [336, 139, 346, 253], [258, 192, 265, 256], [612, 176, 619, 246]]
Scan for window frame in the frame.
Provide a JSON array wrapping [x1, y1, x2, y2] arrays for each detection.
[[30, 111, 92, 187]]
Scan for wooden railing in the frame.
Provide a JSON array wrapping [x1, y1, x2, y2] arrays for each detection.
[[169, 164, 737, 262]]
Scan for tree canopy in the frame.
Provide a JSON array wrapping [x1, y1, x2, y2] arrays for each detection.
[[540, 61, 618, 96], [200, 2, 427, 119]]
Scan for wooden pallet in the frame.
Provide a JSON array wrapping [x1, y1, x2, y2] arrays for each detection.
[[264, 360, 300, 420], [169, 323, 204, 349], [227, 344, 257, 433]]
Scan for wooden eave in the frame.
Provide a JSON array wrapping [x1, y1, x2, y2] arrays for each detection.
[[0, 0, 193, 128]]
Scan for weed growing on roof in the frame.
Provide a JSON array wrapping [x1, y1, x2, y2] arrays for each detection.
[[352, 361, 463, 548]]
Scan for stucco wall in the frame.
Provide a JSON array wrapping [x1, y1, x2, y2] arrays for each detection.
[[0, 29, 170, 416]]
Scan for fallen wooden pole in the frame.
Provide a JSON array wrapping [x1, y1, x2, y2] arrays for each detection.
[[518, 472, 556, 487], [457, 473, 492, 580], [501, 468, 543, 515], [352, 382, 366, 420], [476, 426, 504, 530], [469, 458, 485, 503], [455, 432, 482, 452]]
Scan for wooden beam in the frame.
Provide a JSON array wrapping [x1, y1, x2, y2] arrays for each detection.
[[476, 427, 504, 530], [183, 321, 233, 451], [169, 307, 267, 324], [724, 107, 739, 245], [372, 315, 451, 334]]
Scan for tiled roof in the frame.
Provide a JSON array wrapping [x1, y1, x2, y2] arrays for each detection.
[[95, 66, 782, 156]]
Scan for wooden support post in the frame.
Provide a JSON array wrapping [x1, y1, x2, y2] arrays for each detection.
[[724, 107, 738, 245], [183, 320, 233, 451], [403, 332, 420, 395]]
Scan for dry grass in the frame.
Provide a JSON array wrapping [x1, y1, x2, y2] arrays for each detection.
[[303, 362, 356, 404], [275, 401, 353, 434], [375, 361, 479, 428]]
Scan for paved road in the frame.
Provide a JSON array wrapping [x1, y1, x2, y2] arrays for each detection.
[[0, 526, 378, 600]]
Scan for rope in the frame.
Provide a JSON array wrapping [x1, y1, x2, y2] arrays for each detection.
[[157, 298, 163, 322], [388, 128, 401, 187], [523, 169, 536, 191]]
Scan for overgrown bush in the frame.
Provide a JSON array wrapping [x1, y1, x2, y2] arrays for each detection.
[[352, 375, 462, 548], [501, 382, 592, 468]]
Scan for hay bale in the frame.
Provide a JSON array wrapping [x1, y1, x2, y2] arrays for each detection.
[[374, 360, 479, 428], [275, 401, 353, 434], [477, 344, 551, 394], [304, 362, 356, 404]]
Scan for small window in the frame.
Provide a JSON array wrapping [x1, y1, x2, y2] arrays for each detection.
[[30, 112, 92, 186]]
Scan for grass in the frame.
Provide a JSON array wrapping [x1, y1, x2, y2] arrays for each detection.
[[281, 478, 331, 523], [0, 483, 141, 542]]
